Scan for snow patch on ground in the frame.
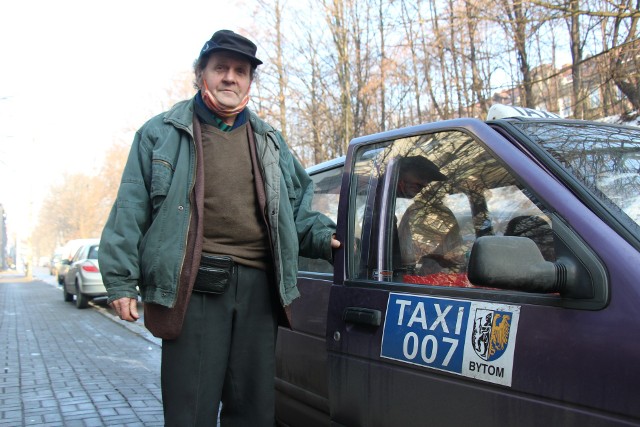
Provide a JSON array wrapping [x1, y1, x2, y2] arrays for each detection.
[[599, 111, 640, 127]]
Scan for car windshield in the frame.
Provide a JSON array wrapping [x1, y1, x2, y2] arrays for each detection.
[[509, 121, 640, 232]]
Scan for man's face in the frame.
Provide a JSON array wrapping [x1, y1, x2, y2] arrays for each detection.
[[397, 172, 429, 199], [199, 52, 252, 109]]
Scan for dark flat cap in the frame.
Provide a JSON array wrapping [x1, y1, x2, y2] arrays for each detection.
[[199, 29, 263, 67]]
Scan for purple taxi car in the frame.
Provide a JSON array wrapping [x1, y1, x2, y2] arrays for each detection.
[[275, 105, 640, 426]]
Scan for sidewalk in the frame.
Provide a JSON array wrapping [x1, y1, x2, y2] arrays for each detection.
[[0, 270, 164, 426]]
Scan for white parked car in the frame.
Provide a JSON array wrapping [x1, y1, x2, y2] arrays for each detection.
[[54, 238, 100, 284], [62, 239, 106, 309]]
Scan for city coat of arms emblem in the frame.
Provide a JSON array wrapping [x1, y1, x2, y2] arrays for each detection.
[[471, 309, 512, 361]]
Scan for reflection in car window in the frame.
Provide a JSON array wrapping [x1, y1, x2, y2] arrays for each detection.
[[510, 121, 640, 232], [349, 130, 555, 289], [298, 166, 343, 274]]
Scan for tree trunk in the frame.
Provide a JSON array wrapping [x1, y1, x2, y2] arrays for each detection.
[[610, 0, 640, 111], [274, 0, 289, 140], [326, 0, 354, 151], [379, 0, 387, 130], [568, 0, 586, 119]]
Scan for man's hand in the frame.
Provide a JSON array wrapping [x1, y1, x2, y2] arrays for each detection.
[[331, 234, 341, 249], [111, 297, 140, 322]]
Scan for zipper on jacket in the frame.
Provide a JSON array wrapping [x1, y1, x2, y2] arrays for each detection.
[[176, 122, 199, 306]]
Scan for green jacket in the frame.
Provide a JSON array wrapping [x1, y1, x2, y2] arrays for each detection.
[[99, 98, 335, 338]]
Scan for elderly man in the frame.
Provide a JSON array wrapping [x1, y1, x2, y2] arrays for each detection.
[[99, 30, 340, 426]]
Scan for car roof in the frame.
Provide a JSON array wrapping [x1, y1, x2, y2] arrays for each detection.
[[61, 238, 100, 255], [306, 156, 346, 174]]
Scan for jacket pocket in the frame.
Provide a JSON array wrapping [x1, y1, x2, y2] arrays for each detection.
[[280, 166, 298, 201], [150, 158, 174, 216]]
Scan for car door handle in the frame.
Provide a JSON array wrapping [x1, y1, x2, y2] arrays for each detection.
[[343, 307, 382, 327]]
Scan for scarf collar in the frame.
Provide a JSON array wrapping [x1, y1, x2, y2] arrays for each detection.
[[195, 93, 247, 131], [201, 79, 250, 119]]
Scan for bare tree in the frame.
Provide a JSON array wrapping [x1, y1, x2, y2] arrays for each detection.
[[400, 0, 425, 122], [608, 0, 640, 110], [567, 0, 587, 118], [429, 0, 453, 118], [325, 0, 354, 150], [533, 0, 639, 114], [273, 0, 289, 141], [505, 0, 533, 107], [378, 0, 387, 131], [465, 0, 490, 116], [161, 71, 196, 111], [303, 27, 328, 164], [249, 0, 294, 149]]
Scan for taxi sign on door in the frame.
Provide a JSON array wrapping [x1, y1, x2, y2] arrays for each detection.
[[381, 293, 520, 386]]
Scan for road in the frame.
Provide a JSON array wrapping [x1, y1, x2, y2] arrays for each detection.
[[0, 267, 164, 426]]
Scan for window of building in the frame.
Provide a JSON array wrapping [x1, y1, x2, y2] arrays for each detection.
[[560, 97, 572, 117], [589, 89, 601, 108]]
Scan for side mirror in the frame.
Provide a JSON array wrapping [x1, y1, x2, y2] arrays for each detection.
[[61, 259, 71, 266], [467, 236, 594, 299]]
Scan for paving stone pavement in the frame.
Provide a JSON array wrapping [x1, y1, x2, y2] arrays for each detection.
[[0, 271, 164, 426]]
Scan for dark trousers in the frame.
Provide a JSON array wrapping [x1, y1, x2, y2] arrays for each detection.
[[161, 265, 278, 427]]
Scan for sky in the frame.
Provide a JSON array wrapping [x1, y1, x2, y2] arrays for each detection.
[[0, 0, 253, 241]]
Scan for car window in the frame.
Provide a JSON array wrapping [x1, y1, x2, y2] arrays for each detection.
[[298, 166, 343, 274], [88, 245, 99, 260], [71, 246, 84, 262], [349, 129, 555, 288]]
